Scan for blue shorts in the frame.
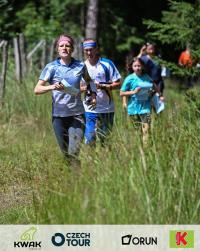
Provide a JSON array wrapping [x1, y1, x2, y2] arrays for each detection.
[[84, 112, 114, 144]]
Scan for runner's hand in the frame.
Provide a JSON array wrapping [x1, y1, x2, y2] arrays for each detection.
[[134, 87, 142, 94], [52, 82, 64, 90]]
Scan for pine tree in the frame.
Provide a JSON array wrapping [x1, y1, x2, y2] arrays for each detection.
[[144, 0, 200, 77]]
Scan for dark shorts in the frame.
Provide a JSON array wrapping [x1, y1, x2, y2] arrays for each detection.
[[129, 113, 151, 126], [52, 115, 85, 158]]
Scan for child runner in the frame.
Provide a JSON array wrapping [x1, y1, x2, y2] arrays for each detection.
[[120, 57, 155, 145]]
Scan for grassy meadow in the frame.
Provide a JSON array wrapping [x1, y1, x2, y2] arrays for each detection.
[[0, 68, 200, 224]]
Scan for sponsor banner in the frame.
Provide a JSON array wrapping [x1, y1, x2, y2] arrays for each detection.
[[0, 225, 200, 251]]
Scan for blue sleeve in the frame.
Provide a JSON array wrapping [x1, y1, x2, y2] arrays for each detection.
[[140, 55, 148, 64], [121, 75, 134, 91], [39, 64, 55, 83], [108, 60, 121, 82], [101, 58, 121, 82]]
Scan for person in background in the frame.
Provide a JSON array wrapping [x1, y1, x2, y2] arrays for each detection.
[[81, 38, 121, 145], [178, 44, 193, 88], [120, 57, 157, 145], [34, 34, 96, 166], [138, 42, 165, 98]]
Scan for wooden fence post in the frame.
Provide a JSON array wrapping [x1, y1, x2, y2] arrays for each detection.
[[13, 37, 22, 82], [27, 40, 45, 71], [19, 33, 27, 78], [49, 39, 56, 62], [41, 39, 47, 68], [0, 41, 8, 106]]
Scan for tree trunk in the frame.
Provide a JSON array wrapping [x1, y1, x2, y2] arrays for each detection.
[[73, 37, 83, 60], [85, 0, 99, 40]]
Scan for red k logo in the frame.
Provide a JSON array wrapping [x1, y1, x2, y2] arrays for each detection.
[[169, 230, 194, 248], [176, 232, 187, 246]]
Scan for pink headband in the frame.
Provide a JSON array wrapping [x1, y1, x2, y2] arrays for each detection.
[[57, 36, 74, 47]]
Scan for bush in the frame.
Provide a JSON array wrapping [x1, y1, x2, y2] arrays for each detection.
[[185, 87, 200, 113]]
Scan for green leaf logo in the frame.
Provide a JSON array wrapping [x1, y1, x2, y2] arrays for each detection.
[[20, 227, 37, 241]]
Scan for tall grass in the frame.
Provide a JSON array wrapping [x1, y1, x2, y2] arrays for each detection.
[[0, 72, 200, 224]]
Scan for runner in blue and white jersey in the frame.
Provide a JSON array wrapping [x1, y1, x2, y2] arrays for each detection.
[[34, 35, 96, 164], [81, 38, 121, 144]]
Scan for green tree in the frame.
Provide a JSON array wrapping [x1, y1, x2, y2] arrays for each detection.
[[144, 0, 200, 76], [98, 1, 143, 66], [0, 0, 85, 42]]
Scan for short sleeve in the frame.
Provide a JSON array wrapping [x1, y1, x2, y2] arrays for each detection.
[[100, 58, 121, 82], [108, 60, 121, 82], [120, 76, 132, 91], [39, 64, 55, 83]]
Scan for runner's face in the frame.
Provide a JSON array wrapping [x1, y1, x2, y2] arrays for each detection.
[[58, 41, 73, 58], [146, 45, 155, 56], [132, 60, 142, 75], [84, 47, 97, 60]]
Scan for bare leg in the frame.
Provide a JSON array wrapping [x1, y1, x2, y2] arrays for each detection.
[[142, 122, 149, 146]]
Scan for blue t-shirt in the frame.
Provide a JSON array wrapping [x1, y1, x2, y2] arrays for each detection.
[[121, 73, 153, 115], [39, 58, 86, 117]]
